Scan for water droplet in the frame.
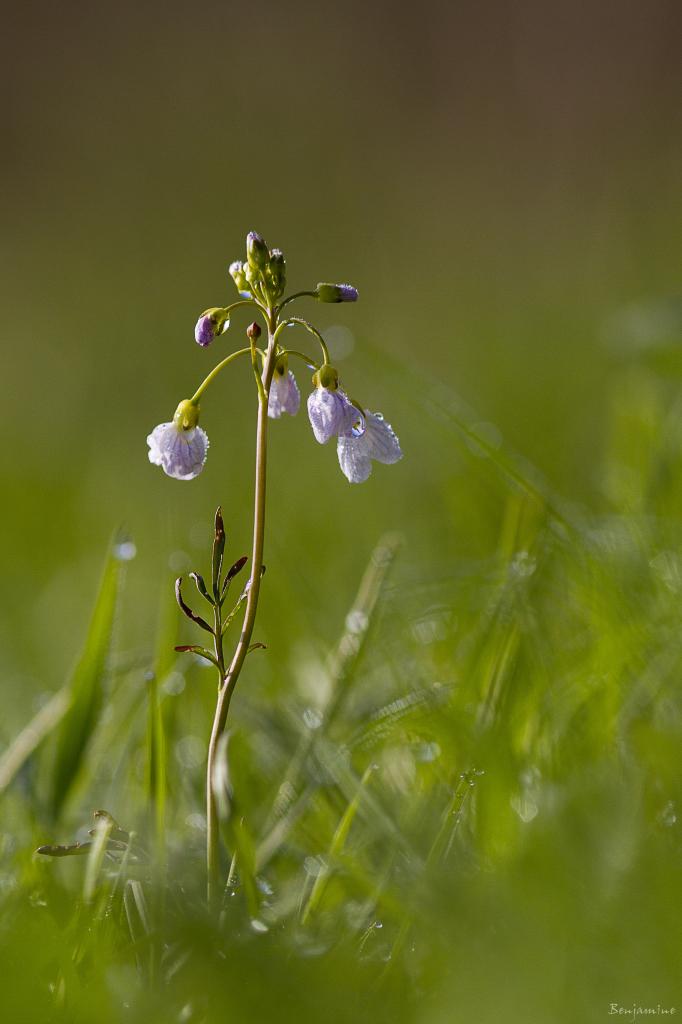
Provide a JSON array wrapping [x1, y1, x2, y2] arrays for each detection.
[[113, 539, 136, 562], [511, 793, 538, 823], [323, 324, 355, 360], [250, 918, 269, 934], [511, 551, 536, 578], [304, 855, 327, 878], [345, 610, 368, 634], [163, 671, 185, 696], [168, 550, 191, 573], [414, 742, 441, 763], [176, 735, 204, 770], [302, 708, 323, 731], [185, 812, 206, 832]]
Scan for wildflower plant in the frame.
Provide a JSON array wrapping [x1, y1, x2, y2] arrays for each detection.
[[146, 231, 402, 902]]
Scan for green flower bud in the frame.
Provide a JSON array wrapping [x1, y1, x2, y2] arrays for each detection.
[[267, 248, 286, 299], [173, 399, 200, 432], [246, 231, 269, 269], [314, 364, 340, 390], [315, 282, 359, 303], [243, 261, 262, 289], [229, 261, 249, 293]]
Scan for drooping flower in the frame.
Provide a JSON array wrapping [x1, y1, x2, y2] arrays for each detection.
[[268, 358, 300, 419], [147, 400, 208, 480], [307, 385, 360, 444], [337, 411, 402, 483]]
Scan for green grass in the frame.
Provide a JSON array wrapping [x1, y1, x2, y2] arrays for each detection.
[[1, 341, 681, 1023]]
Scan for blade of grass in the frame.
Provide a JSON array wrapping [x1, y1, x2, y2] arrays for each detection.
[[259, 532, 402, 855], [0, 689, 69, 795], [48, 540, 125, 822], [300, 762, 377, 925]]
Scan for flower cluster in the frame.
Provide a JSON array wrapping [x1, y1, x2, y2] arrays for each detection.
[[147, 231, 402, 484]]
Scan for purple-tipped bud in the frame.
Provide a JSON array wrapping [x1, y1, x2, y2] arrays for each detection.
[[194, 307, 229, 347], [246, 231, 269, 268], [316, 282, 359, 303], [246, 321, 261, 341], [195, 314, 215, 347]]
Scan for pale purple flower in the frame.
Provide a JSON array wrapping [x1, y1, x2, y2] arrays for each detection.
[[337, 411, 402, 483], [307, 387, 361, 444], [268, 370, 300, 419], [147, 422, 209, 480]]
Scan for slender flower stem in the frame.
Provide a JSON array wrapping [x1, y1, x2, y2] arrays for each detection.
[[273, 317, 330, 365], [190, 347, 252, 404], [205, 316, 277, 907], [224, 298, 259, 317], [277, 290, 317, 312], [282, 349, 320, 370]]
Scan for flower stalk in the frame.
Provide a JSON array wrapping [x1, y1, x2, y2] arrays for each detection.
[[148, 229, 402, 904], [205, 317, 276, 906]]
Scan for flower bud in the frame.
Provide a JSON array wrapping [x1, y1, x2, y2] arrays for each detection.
[[267, 248, 286, 298], [194, 307, 230, 347], [246, 230, 269, 269], [229, 260, 249, 293], [314, 364, 340, 390], [315, 282, 359, 303], [246, 322, 261, 341], [243, 261, 262, 289], [173, 399, 200, 432]]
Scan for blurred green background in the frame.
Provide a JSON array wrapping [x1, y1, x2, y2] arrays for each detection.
[[2, 1, 682, 1021]]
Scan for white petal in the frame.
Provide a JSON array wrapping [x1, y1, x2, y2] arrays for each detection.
[[307, 388, 353, 444], [269, 371, 300, 419], [363, 412, 402, 464], [337, 434, 373, 483], [146, 422, 208, 480]]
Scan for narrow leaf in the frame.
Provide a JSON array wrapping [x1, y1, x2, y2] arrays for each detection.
[[221, 555, 249, 600], [175, 578, 213, 634], [37, 841, 93, 858], [212, 506, 226, 598], [190, 571, 214, 605], [174, 645, 220, 670]]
